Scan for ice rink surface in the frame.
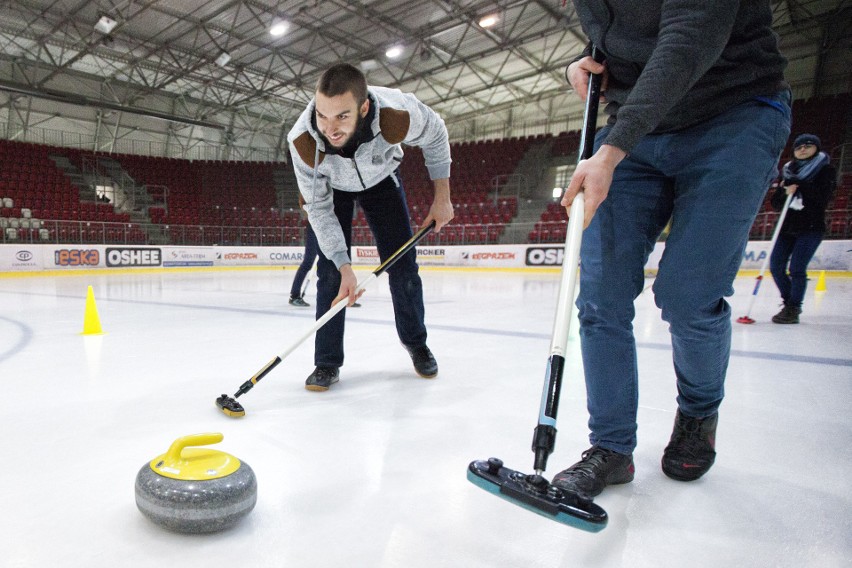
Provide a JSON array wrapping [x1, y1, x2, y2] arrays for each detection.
[[1, 267, 850, 568]]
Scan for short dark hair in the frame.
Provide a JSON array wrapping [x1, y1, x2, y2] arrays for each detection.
[[316, 63, 368, 106]]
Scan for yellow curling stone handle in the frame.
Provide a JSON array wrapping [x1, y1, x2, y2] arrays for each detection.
[[149, 433, 241, 481]]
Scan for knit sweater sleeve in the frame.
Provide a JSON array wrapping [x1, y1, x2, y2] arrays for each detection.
[[398, 91, 452, 180], [604, 0, 740, 153], [288, 139, 351, 269]]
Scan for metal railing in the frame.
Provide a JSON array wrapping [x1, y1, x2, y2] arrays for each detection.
[[0, 123, 278, 162], [749, 208, 850, 240], [3, 214, 850, 247], [490, 173, 528, 205], [2, 219, 548, 247]]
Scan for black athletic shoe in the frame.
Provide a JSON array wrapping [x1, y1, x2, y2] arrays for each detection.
[[350, 302, 361, 308], [405, 344, 438, 378], [552, 446, 635, 498], [662, 409, 718, 481], [289, 296, 310, 307], [771, 303, 801, 324], [305, 366, 339, 391]]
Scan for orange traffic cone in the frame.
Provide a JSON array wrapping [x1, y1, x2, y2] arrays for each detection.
[[81, 285, 105, 335]]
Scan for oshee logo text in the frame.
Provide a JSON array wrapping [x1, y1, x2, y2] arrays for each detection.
[[105, 248, 162, 267], [525, 247, 565, 266]]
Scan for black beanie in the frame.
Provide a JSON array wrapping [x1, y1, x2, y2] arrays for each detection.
[[793, 133, 821, 151]]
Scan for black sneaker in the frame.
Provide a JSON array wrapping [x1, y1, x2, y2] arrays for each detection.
[[552, 446, 635, 498], [771, 303, 800, 324], [305, 366, 339, 391], [661, 409, 718, 481], [289, 296, 310, 307], [405, 344, 438, 378]]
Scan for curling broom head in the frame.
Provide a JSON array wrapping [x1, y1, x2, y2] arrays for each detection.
[[216, 394, 245, 418], [467, 458, 607, 532]]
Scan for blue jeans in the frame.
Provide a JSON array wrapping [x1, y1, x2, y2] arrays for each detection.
[[290, 224, 318, 298], [769, 231, 823, 308], [577, 91, 791, 455], [314, 173, 427, 368]]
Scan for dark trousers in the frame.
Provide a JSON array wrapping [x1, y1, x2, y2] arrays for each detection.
[[314, 174, 427, 368], [290, 224, 318, 298], [769, 231, 823, 308]]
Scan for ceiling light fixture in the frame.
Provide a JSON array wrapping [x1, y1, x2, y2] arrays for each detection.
[[270, 18, 289, 37], [479, 14, 499, 28], [385, 45, 404, 59], [215, 52, 231, 67], [94, 15, 118, 34], [359, 59, 379, 72]]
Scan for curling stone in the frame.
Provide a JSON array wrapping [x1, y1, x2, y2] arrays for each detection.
[[135, 433, 257, 533]]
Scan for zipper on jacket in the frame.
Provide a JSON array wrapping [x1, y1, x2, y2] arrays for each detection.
[[351, 158, 366, 189]]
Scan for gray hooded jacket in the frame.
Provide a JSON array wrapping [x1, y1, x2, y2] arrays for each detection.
[[287, 86, 451, 269]]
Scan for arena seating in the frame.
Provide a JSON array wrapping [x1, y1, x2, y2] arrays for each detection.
[[390, 140, 526, 246], [2, 92, 850, 246], [528, 202, 568, 244], [0, 139, 301, 245], [0, 141, 133, 242], [551, 130, 581, 157]]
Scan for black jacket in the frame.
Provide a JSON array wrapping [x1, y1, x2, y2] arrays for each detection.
[[771, 163, 837, 235]]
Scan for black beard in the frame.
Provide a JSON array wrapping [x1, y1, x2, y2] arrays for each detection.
[[322, 113, 365, 157]]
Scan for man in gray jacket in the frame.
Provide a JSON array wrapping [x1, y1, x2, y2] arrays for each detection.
[[552, 1, 791, 496], [287, 63, 453, 391]]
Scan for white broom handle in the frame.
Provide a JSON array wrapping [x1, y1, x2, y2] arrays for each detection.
[[275, 221, 435, 361], [276, 272, 377, 360], [550, 194, 584, 356], [758, 190, 794, 278], [739, 190, 794, 319]]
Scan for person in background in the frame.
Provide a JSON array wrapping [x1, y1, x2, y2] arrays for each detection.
[[288, 198, 318, 307], [769, 133, 836, 324], [289, 197, 361, 309], [287, 63, 453, 391], [553, 1, 790, 498]]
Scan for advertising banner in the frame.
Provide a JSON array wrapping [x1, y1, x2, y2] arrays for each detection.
[[453, 246, 522, 268], [641, 240, 851, 272], [163, 247, 215, 267], [354, 245, 522, 268], [103, 247, 162, 268], [263, 247, 308, 266], [352, 246, 380, 267], [0, 246, 43, 271], [42, 246, 104, 269], [1, 240, 849, 273]]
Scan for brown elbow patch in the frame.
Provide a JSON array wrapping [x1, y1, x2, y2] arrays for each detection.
[[380, 108, 410, 145], [292, 131, 325, 168]]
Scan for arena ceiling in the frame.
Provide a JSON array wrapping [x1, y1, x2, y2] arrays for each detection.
[[0, 0, 849, 157]]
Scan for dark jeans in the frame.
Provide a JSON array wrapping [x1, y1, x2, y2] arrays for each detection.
[[769, 231, 823, 308], [314, 173, 427, 368], [577, 90, 791, 454], [290, 224, 318, 298]]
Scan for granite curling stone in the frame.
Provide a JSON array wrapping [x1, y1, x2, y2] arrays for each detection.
[[135, 433, 257, 533]]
